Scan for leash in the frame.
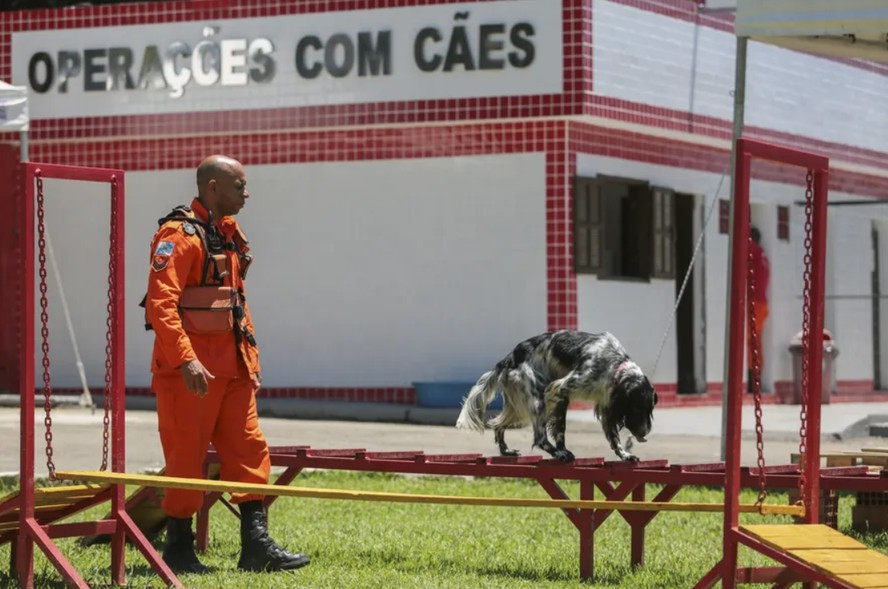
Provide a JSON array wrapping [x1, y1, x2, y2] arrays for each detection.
[[650, 165, 729, 379]]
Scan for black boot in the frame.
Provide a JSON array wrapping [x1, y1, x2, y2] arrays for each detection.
[[237, 500, 310, 572], [162, 516, 210, 574]]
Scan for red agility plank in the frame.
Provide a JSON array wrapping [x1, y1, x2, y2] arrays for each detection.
[[359, 451, 425, 460], [675, 463, 726, 473], [820, 467, 870, 477], [303, 448, 367, 457], [606, 460, 669, 470], [267, 445, 311, 454], [418, 454, 484, 463], [484, 455, 546, 465], [537, 457, 606, 467], [746, 465, 801, 476]]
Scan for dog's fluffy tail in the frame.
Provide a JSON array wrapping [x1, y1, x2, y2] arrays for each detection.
[[455, 369, 499, 432]]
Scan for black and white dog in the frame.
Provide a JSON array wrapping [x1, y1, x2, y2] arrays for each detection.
[[456, 330, 657, 462]]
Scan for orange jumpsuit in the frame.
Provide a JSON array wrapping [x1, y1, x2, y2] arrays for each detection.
[[748, 241, 770, 371], [146, 198, 269, 518]]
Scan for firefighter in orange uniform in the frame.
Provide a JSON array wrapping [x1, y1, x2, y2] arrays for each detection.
[[747, 226, 770, 391], [144, 155, 309, 574]]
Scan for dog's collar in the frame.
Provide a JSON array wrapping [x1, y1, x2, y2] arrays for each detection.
[[613, 361, 634, 384]]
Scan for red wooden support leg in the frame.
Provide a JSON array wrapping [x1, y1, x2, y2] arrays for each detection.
[[693, 560, 722, 589], [8, 535, 15, 578], [263, 467, 304, 510], [197, 491, 224, 552], [111, 486, 126, 586], [630, 484, 645, 568], [579, 478, 594, 582], [121, 510, 184, 589], [28, 521, 90, 589], [14, 529, 34, 589], [111, 527, 126, 586], [722, 529, 740, 589]]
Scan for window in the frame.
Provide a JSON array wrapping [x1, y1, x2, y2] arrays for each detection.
[[573, 176, 675, 280], [777, 205, 790, 241], [719, 199, 730, 234]]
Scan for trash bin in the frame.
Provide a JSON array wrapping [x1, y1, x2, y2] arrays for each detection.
[[788, 329, 839, 404]]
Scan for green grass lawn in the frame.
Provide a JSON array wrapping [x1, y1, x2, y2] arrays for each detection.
[[1, 471, 886, 588]]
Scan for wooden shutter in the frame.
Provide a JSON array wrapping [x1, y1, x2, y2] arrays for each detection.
[[652, 186, 675, 279], [629, 184, 653, 279], [777, 205, 790, 241], [573, 177, 601, 274]]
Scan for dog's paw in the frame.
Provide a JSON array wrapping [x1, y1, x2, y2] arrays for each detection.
[[500, 449, 521, 457], [554, 449, 575, 462], [619, 453, 639, 462]]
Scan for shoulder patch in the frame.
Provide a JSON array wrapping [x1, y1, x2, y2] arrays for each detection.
[[152, 255, 170, 272], [152, 241, 174, 272], [154, 241, 174, 256], [182, 222, 196, 235]]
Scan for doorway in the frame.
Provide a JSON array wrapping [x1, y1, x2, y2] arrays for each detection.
[[675, 192, 703, 393]]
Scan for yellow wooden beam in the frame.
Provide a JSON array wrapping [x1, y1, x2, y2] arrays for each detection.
[[56, 470, 805, 516]]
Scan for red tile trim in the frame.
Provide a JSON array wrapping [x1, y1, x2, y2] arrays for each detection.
[[546, 136, 578, 330], [7, 94, 888, 179]]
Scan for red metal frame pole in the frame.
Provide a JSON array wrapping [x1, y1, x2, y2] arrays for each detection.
[[720, 145, 753, 589], [803, 168, 829, 525], [578, 479, 594, 581], [16, 164, 94, 589], [110, 174, 127, 585], [630, 484, 645, 568], [16, 163, 37, 589]]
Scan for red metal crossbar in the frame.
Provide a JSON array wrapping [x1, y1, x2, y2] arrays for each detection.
[[194, 446, 885, 582]]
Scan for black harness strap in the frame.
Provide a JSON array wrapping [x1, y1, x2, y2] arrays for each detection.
[[158, 207, 227, 286], [140, 206, 229, 330]]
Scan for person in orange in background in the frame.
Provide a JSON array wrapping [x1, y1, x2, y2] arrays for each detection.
[[748, 226, 770, 392], [144, 155, 309, 574]]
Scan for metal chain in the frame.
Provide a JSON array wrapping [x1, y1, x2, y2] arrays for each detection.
[[100, 176, 118, 471], [797, 170, 815, 506], [748, 222, 767, 508], [36, 171, 56, 480]]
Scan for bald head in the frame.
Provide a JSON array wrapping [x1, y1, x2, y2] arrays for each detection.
[[197, 155, 242, 194], [195, 154, 250, 218]]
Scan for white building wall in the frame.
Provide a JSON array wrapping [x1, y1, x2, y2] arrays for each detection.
[[37, 153, 548, 388], [825, 208, 877, 380], [593, 0, 888, 154], [575, 153, 882, 387]]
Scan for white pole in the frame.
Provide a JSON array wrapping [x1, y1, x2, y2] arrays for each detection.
[[721, 36, 748, 460], [21, 127, 94, 410], [45, 231, 95, 409], [19, 128, 28, 162]]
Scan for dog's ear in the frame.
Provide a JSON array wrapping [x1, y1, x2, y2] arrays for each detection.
[[608, 382, 629, 428], [654, 390, 658, 405]]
